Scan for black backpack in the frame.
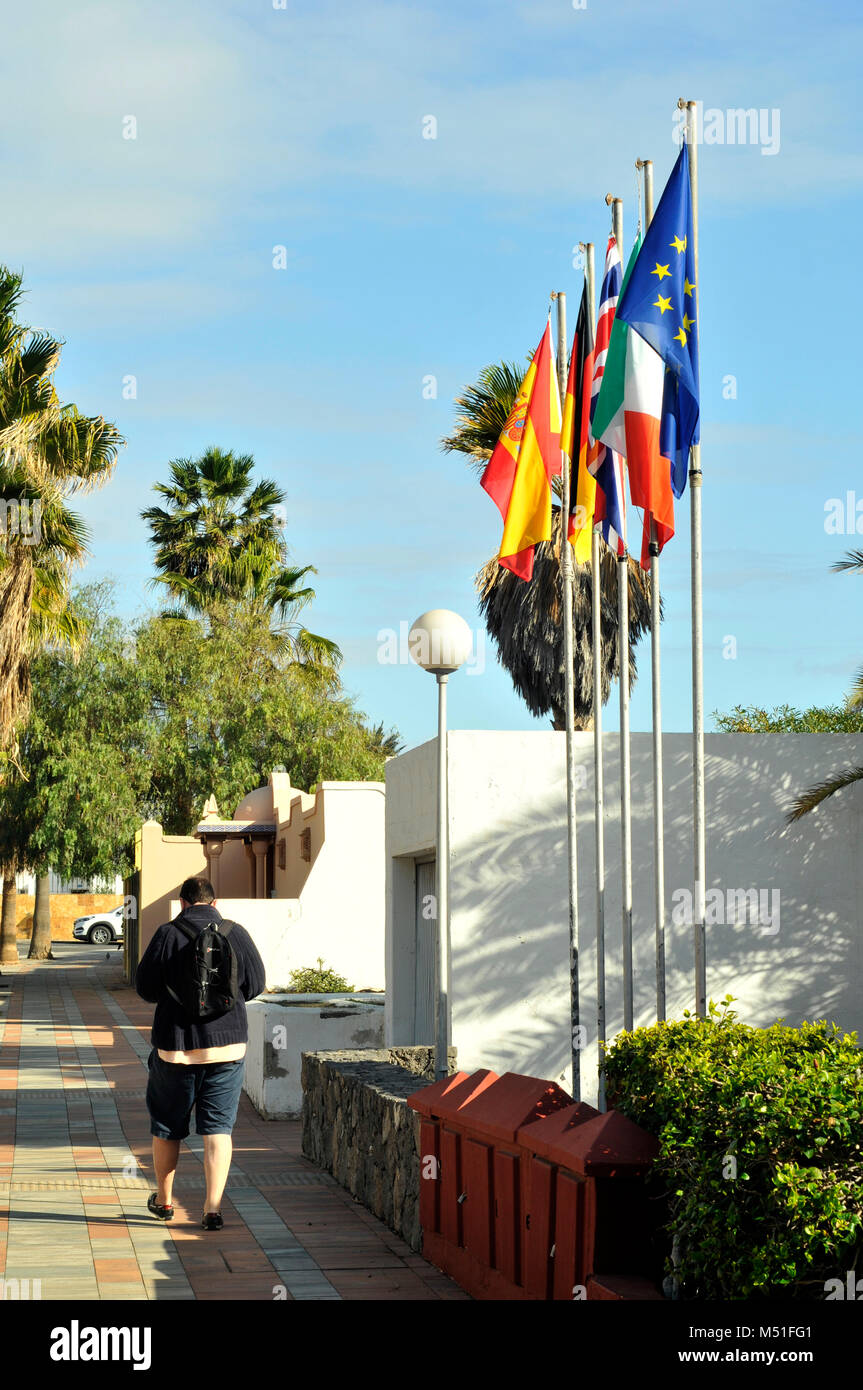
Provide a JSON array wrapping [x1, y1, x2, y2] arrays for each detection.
[[165, 918, 240, 1023]]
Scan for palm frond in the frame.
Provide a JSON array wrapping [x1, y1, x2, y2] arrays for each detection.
[[832, 549, 863, 575], [846, 667, 863, 710], [440, 359, 531, 473], [476, 530, 653, 728], [787, 764, 863, 822]]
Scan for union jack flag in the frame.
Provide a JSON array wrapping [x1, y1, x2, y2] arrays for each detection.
[[588, 235, 627, 558]]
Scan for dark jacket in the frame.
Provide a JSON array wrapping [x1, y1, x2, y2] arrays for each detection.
[[135, 903, 267, 1051]]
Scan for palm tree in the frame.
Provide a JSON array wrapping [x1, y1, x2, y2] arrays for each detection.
[[141, 447, 341, 677], [0, 266, 122, 752], [442, 360, 653, 729], [788, 551, 863, 822], [365, 721, 404, 758]]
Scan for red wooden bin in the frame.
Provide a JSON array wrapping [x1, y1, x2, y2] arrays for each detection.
[[518, 1105, 661, 1300], [407, 1070, 571, 1299]]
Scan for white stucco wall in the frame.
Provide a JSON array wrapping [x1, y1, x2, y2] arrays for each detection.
[[174, 898, 301, 991], [287, 782, 386, 991], [386, 730, 863, 1109]]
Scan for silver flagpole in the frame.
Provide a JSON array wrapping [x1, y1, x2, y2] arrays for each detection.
[[679, 98, 706, 1017], [554, 289, 582, 1101], [582, 242, 606, 1111], [637, 156, 667, 1022], [607, 195, 634, 1033]]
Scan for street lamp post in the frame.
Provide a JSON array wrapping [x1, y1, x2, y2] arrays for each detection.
[[409, 609, 473, 1081]]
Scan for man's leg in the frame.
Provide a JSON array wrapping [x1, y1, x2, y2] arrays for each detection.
[[152, 1137, 181, 1207], [196, 1060, 246, 1217], [145, 1052, 192, 1211], [202, 1134, 232, 1214]]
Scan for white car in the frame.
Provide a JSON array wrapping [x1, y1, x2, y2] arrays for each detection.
[[73, 906, 125, 945]]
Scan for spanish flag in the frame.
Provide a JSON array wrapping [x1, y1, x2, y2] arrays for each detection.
[[561, 283, 596, 565], [481, 319, 562, 582]]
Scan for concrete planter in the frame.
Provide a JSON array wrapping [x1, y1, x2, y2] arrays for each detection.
[[244, 993, 385, 1118]]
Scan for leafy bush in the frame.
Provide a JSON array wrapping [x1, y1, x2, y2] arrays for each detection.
[[287, 957, 353, 993], [603, 998, 863, 1299], [714, 702, 863, 732]]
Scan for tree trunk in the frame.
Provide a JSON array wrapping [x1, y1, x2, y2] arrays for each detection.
[[0, 873, 18, 964], [0, 546, 35, 753], [28, 873, 53, 959]]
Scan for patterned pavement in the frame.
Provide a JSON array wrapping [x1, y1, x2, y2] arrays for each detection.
[[0, 946, 468, 1301]]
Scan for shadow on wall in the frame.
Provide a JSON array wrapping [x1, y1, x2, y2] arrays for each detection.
[[445, 733, 863, 1092]]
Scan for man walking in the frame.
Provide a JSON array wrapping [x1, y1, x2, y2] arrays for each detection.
[[135, 877, 266, 1230]]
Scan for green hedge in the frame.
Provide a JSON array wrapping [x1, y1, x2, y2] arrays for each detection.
[[603, 999, 863, 1299]]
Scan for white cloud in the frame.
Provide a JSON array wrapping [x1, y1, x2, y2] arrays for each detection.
[[1, 0, 861, 279]]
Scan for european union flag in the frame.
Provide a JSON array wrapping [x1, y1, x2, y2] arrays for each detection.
[[616, 143, 699, 498]]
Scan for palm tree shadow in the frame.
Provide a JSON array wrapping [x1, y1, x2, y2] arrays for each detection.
[[443, 731, 863, 1104]]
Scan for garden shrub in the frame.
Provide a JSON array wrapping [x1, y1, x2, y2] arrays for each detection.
[[603, 998, 863, 1299], [287, 957, 353, 993]]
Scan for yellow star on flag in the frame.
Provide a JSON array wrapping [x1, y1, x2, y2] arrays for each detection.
[[653, 294, 673, 315], [651, 262, 671, 281], [670, 235, 687, 253], [683, 313, 695, 331], [674, 326, 688, 346], [683, 277, 695, 297]]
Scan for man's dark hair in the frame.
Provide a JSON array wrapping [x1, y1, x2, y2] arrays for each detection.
[[179, 877, 215, 905]]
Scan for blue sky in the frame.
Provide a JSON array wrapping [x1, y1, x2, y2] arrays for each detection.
[[3, 0, 862, 751]]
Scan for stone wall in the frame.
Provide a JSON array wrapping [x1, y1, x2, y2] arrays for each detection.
[[301, 1047, 456, 1252]]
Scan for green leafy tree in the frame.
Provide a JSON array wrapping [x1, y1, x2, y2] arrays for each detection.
[[442, 358, 653, 729], [140, 446, 340, 678], [0, 583, 154, 958], [0, 547, 92, 964], [24, 584, 154, 878], [135, 606, 394, 835], [0, 582, 397, 960]]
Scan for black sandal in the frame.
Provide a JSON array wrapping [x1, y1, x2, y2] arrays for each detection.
[[148, 1192, 174, 1220]]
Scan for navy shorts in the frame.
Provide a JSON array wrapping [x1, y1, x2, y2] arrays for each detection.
[[146, 1050, 246, 1140]]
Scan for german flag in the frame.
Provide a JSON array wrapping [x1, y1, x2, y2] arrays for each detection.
[[481, 319, 562, 582], [561, 283, 597, 565]]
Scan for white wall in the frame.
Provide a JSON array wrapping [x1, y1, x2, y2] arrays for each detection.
[[287, 783, 386, 991], [184, 899, 301, 991], [386, 730, 863, 1109], [245, 995, 385, 1117]]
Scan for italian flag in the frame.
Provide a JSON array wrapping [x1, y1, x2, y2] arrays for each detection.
[[591, 234, 675, 570]]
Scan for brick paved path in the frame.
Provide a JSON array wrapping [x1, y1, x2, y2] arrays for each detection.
[[0, 949, 467, 1302]]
